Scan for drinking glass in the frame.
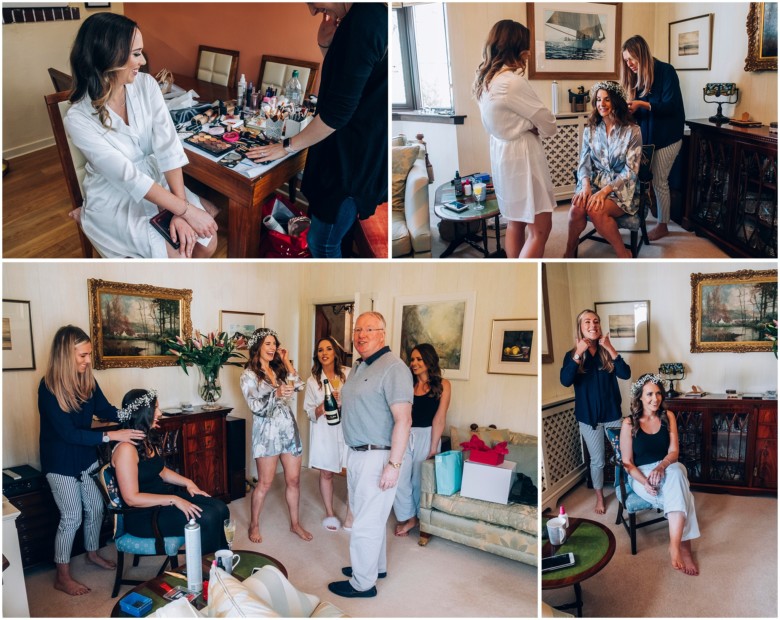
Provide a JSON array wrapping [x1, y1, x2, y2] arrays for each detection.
[[330, 376, 342, 408], [473, 183, 486, 210], [223, 518, 236, 551]]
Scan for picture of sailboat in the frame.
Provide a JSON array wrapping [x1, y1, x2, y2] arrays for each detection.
[[544, 10, 606, 60]]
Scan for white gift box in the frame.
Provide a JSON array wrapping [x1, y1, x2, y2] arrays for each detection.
[[460, 459, 516, 504], [284, 115, 312, 138]]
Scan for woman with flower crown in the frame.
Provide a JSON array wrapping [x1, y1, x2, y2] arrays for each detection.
[[564, 80, 642, 259], [620, 373, 700, 575], [38, 325, 145, 596], [110, 388, 229, 553], [240, 328, 312, 543]]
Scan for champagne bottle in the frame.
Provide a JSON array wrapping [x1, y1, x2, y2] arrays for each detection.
[[323, 379, 340, 426]]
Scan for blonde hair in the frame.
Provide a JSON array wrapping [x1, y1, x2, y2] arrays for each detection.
[[473, 20, 530, 100], [44, 325, 96, 412], [620, 35, 655, 99], [572, 309, 614, 375]]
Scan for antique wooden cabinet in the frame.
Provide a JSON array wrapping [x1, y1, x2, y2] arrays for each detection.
[[684, 119, 777, 258], [667, 395, 777, 494]]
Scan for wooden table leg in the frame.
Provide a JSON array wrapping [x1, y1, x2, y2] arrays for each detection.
[[227, 194, 262, 258]]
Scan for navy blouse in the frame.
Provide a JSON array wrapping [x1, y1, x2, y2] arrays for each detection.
[[560, 350, 631, 427], [631, 58, 685, 150]]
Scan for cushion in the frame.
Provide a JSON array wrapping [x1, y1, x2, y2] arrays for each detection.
[[243, 566, 319, 618], [311, 601, 349, 617], [450, 425, 510, 449], [391, 145, 420, 212], [430, 491, 537, 535], [206, 567, 280, 618]]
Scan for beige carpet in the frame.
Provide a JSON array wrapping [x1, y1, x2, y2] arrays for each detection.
[[542, 481, 778, 617], [23, 466, 536, 618]]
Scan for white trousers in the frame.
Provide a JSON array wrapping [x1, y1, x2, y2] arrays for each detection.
[[393, 427, 434, 522], [347, 449, 398, 591], [628, 461, 701, 541]]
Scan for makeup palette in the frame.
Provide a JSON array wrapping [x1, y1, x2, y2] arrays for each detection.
[[184, 132, 236, 156]]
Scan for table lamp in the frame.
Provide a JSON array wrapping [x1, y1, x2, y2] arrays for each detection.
[[703, 83, 739, 125], [659, 363, 686, 399]]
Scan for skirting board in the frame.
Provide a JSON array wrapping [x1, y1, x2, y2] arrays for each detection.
[[3, 136, 55, 160]]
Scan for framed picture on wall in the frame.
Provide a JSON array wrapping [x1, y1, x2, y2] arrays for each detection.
[[745, 2, 778, 71], [2, 299, 35, 371], [669, 14, 713, 71], [392, 292, 476, 380], [528, 2, 623, 79], [594, 300, 650, 352], [542, 264, 554, 364], [219, 310, 265, 349], [88, 279, 192, 369], [488, 319, 538, 376]]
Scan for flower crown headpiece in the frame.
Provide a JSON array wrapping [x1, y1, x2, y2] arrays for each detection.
[[117, 389, 158, 422], [248, 328, 279, 350], [590, 80, 628, 103], [630, 374, 663, 397]]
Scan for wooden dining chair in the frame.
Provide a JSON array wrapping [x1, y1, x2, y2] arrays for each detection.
[[44, 91, 95, 258], [48, 67, 73, 93], [258, 55, 320, 98], [197, 45, 239, 88]]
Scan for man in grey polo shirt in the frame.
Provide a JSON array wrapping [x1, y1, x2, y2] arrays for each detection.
[[327, 311, 413, 598]]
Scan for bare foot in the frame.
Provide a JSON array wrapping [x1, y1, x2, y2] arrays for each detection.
[[669, 544, 688, 574], [85, 552, 115, 570], [595, 498, 606, 515], [54, 576, 91, 596], [395, 517, 418, 537], [248, 523, 262, 544], [679, 540, 699, 576], [290, 524, 313, 541], [648, 224, 669, 241], [615, 247, 633, 259], [68, 207, 83, 226]]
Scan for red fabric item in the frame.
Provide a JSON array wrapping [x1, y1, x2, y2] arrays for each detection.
[[259, 194, 311, 258], [459, 434, 508, 466]]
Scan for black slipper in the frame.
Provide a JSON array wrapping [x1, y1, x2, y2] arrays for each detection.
[[328, 580, 377, 598]]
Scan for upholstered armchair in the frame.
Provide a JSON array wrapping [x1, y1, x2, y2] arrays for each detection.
[[391, 135, 431, 258]]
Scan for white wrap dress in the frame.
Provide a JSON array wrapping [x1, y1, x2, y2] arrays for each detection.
[[63, 72, 208, 258], [477, 70, 557, 222], [303, 369, 350, 472]]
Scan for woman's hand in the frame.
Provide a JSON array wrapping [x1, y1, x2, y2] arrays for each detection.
[[647, 464, 665, 489], [181, 204, 218, 239], [246, 143, 287, 164], [276, 384, 294, 399], [627, 100, 649, 114], [586, 188, 609, 212], [170, 216, 198, 258], [108, 429, 146, 444], [184, 481, 210, 498], [599, 331, 618, 357], [313, 9, 340, 48], [642, 479, 659, 496], [574, 337, 591, 357], [333, 389, 341, 407], [171, 496, 203, 520], [571, 185, 591, 209]]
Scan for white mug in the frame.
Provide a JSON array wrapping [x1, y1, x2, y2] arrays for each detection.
[[215, 549, 240, 575], [547, 517, 567, 546]]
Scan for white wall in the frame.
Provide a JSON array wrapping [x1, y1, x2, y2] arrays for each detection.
[[542, 261, 778, 408], [2, 262, 538, 476]]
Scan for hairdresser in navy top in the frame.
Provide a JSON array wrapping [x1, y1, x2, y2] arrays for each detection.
[[560, 309, 631, 515], [620, 35, 685, 242], [38, 325, 144, 596], [247, 3, 387, 258]]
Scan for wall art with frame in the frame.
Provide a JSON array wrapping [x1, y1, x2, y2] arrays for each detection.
[[488, 319, 538, 376], [668, 14, 713, 71], [219, 310, 265, 349], [594, 300, 650, 352], [2, 299, 35, 371]]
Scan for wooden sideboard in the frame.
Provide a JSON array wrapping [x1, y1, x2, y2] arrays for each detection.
[[667, 395, 777, 495], [683, 119, 777, 258]]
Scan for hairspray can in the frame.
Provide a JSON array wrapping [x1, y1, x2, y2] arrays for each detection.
[[184, 518, 203, 593]]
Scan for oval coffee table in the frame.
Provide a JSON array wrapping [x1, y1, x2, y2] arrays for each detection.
[[541, 517, 616, 617]]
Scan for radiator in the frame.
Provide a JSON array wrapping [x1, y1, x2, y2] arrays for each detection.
[[541, 113, 589, 201], [541, 397, 585, 512]]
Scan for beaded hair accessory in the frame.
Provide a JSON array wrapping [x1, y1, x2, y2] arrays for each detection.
[[247, 328, 279, 350], [590, 80, 628, 103], [117, 389, 158, 422], [630, 374, 663, 397]]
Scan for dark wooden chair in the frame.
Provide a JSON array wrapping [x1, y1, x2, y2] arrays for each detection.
[[197, 45, 239, 88], [44, 91, 95, 258], [258, 55, 320, 99], [48, 67, 72, 92]]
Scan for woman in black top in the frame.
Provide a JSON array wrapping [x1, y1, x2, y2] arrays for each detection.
[[247, 3, 388, 257], [393, 344, 451, 536], [38, 325, 145, 596], [111, 389, 229, 553], [619, 374, 700, 575]]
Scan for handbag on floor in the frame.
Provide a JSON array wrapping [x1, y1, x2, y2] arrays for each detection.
[[259, 194, 311, 258]]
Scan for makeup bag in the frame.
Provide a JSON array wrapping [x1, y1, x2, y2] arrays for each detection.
[[259, 194, 311, 258]]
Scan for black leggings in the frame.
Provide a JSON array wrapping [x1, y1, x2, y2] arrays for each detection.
[[124, 492, 229, 554]]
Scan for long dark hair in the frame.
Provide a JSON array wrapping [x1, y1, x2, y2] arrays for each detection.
[[69, 12, 139, 127], [120, 389, 161, 459], [586, 84, 634, 130], [410, 343, 444, 399], [474, 20, 530, 99], [310, 336, 346, 389], [245, 330, 288, 385], [628, 374, 668, 438]]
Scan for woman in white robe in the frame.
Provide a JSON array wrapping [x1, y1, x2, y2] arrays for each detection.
[[475, 20, 557, 258], [63, 13, 218, 258]]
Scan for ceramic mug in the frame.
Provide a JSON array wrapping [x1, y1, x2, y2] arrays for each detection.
[[215, 549, 240, 575], [547, 517, 567, 546]]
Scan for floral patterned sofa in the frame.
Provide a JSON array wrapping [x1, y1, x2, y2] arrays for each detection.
[[418, 427, 538, 566]]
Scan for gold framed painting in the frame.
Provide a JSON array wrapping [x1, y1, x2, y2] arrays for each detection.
[[745, 2, 777, 72], [88, 279, 192, 369], [690, 269, 777, 353]]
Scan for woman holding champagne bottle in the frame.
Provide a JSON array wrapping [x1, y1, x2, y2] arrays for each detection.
[[303, 337, 353, 532], [240, 328, 311, 543], [619, 373, 700, 575]]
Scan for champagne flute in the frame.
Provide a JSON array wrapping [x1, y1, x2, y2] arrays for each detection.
[[330, 376, 342, 409], [223, 518, 236, 551]]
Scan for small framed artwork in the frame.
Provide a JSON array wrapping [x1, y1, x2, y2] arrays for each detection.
[[669, 14, 713, 71], [594, 300, 650, 352], [745, 2, 778, 72], [392, 292, 476, 380], [542, 264, 554, 364], [219, 310, 265, 349], [690, 269, 777, 353], [528, 2, 623, 80], [2, 299, 35, 371], [488, 319, 538, 376], [88, 279, 192, 369]]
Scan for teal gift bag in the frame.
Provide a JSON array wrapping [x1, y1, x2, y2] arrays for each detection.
[[434, 450, 463, 496]]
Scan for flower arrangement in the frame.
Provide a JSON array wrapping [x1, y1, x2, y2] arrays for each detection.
[[459, 434, 509, 466]]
